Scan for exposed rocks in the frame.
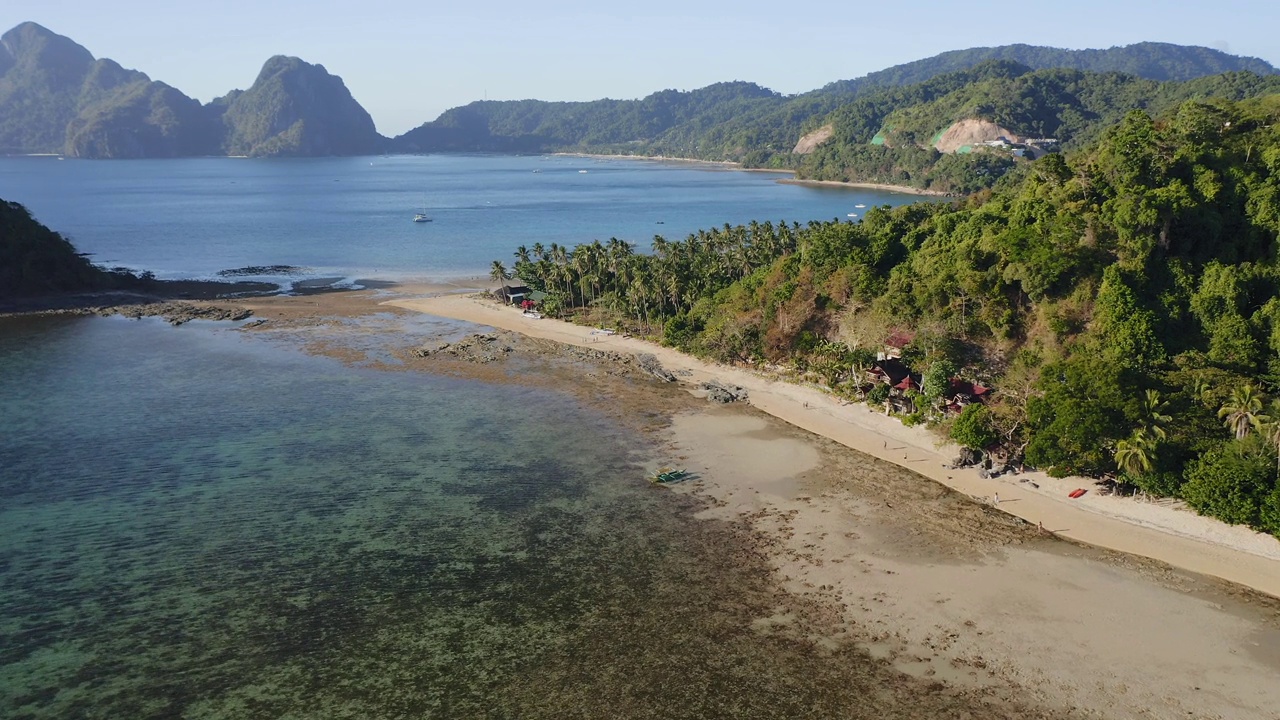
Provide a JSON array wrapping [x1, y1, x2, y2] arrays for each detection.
[[104, 302, 252, 325], [415, 332, 515, 363], [701, 380, 749, 404], [950, 448, 982, 469], [637, 354, 678, 382], [217, 265, 307, 277]]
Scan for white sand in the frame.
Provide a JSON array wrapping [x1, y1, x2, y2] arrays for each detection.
[[386, 293, 1280, 599], [667, 410, 1280, 720]]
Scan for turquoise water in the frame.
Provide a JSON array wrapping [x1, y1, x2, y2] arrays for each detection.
[[0, 316, 935, 718], [0, 317, 1043, 719], [0, 154, 920, 285]]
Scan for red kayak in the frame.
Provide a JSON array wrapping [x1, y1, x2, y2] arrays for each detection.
[[1068, 488, 1088, 499]]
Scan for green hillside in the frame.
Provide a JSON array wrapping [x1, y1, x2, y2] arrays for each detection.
[[797, 66, 1280, 193], [393, 42, 1279, 169], [814, 41, 1278, 97], [498, 94, 1280, 536]]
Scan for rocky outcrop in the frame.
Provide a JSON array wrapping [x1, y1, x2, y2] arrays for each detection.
[[637, 354, 678, 382], [416, 332, 516, 363], [220, 56, 383, 157], [701, 380, 749, 403], [104, 302, 252, 325]]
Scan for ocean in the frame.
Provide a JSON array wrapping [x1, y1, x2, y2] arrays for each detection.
[[0, 157, 946, 718], [0, 154, 919, 286]]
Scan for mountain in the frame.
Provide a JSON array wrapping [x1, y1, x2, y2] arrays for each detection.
[[794, 64, 1280, 193], [392, 42, 1279, 168], [0, 22, 217, 157], [394, 81, 781, 154], [0, 23, 385, 158], [219, 56, 384, 157], [814, 42, 1279, 97]]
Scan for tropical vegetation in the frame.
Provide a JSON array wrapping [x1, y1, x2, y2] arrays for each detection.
[[497, 94, 1280, 537]]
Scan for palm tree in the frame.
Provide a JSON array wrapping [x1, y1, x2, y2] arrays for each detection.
[[489, 260, 510, 298], [1219, 383, 1266, 440], [1142, 389, 1172, 441], [1115, 429, 1156, 476], [1259, 399, 1280, 475]]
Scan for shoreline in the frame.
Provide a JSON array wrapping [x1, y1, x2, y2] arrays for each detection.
[[775, 176, 953, 197], [387, 291, 1280, 599], [551, 151, 947, 197], [551, 151, 740, 168]]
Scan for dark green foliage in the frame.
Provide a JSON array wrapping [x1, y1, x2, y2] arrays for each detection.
[[1182, 439, 1275, 525], [0, 199, 139, 298], [1025, 358, 1137, 477], [950, 404, 998, 451]]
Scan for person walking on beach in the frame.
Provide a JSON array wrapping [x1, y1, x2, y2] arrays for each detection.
[[992, 493, 999, 506]]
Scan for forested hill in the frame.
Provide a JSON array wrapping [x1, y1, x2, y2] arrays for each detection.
[[392, 43, 1278, 161], [814, 42, 1278, 97], [0, 22, 386, 158], [796, 64, 1280, 193], [500, 94, 1280, 537]]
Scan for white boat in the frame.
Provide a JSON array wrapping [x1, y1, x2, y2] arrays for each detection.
[[413, 196, 432, 223], [522, 310, 543, 319], [847, 213, 858, 218], [578, 170, 588, 174], [854, 203, 866, 208]]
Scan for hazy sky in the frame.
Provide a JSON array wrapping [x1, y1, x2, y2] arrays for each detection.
[[4, 0, 1279, 136]]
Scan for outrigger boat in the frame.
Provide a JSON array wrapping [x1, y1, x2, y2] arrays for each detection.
[[649, 467, 691, 484]]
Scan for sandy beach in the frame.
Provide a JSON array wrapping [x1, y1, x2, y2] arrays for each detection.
[[372, 290, 1280, 719], [386, 292, 1280, 597], [775, 176, 952, 196]]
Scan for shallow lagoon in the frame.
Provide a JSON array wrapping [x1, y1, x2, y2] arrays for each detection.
[[0, 316, 971, 718]]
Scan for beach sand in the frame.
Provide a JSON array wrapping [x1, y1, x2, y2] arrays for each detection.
[[227, 285, 1280, 719], [387, 292, 1280, 598], [665, 408, 1280, 719]]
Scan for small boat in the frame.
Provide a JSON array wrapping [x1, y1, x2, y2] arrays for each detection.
[[413, 195, 432, 223], [650, 468, 690, 484], [578, 170, 588, 174], [855, 203, 866, 208], [522, 310, 543, 319], [847, 213, 858, 218]]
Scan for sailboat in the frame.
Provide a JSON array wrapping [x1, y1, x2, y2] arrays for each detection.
[[413, 196, 432, 223]]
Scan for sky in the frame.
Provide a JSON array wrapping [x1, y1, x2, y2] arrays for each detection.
[[4, 0, 1279, 136]]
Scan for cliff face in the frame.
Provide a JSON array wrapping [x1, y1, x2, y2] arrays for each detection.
[[0, 23, 386, 158], [220, 56, 383, 157]]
